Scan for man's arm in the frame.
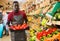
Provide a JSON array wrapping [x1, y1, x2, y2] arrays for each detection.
[[23, 12, 28, 24], [7, 12, 12, 27], [7, 21, 10, 27]]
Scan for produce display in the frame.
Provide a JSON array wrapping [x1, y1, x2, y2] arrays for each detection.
[[37, 28, 59, 40], [29, 27, 60, 41], [27, 1, 60, 41], [44, 33, 60, 41]]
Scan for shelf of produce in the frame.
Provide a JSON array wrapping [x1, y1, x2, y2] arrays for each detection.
[[26, 9, 41, 16], [44, 33, 60, 41], [26, 13, 39, 16], [52, 21, 60, 25]]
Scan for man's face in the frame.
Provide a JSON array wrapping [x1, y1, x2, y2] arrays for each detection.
[[13, 3, 19, 12]]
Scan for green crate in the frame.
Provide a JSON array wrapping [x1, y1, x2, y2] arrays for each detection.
[[46, 2, 60, 18]]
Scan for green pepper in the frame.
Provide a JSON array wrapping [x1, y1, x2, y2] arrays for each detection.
[[38, 29, 42, 32]]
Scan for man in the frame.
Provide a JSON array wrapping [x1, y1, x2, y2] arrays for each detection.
[[7, 1, 28, 41]]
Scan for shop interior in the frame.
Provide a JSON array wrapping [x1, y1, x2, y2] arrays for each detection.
[[0, 0, 60, 41]]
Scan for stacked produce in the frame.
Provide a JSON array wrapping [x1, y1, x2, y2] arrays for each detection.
[[44, 33, 60, 41], [53, 8, 60, 21], [36, 28, 59, 40], [28, 8, 60, 41], [29, 27, 60, 41], [10, 23, 28, 30], [26, 0, 60, 41]]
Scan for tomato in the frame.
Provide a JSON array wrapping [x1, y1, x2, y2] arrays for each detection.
[[10, 26, 16, 30], [46, 28, 53, 34], [42, 30, 47, 36], [47, 28, 57, 34], [17, 23, 28, 30], [14, 25, 18, 30], [52, 28, 57, 32], [21, 23, 27, 29], [18, 25, 21, 30], [13, 27, 16, 30], [14, 25, 20, 30], [16, 27, 19, 30], [23, 25, 28, 29], [20, 25, 24, 29], [37, 32, 43, 40]]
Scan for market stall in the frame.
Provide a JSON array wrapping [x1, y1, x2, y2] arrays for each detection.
[[0, 0, 60, 41]]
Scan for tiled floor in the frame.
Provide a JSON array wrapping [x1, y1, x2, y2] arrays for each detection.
[[0, 34, 29, 41], [0, 35, 11, 41], [0, 35, 29, 41]]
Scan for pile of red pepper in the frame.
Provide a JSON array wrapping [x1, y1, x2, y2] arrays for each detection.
[[10, 23, 28, 30], [37, 28, 57, 40]]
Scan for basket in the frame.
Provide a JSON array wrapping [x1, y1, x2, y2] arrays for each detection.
[[10, 30, 27, 41]]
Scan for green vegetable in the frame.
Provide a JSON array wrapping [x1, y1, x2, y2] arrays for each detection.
[[41, 18, 48, 26], [40, 38, 44, 41], [40, 36, 46, 41], [55, 13, 60, 20], [52, 30, 59, 36], [30, 29, 35, 36], [33, 15, 38, 18], [47, 34, 52, 38], [57, 8, 60, 13], [29, 36, 36, 41], [30, 32, 35, 37], [38, 29, 42, 32], [53, 30, 59, 35], [58, 15, 60, 19], [39, 14, 44, 17]]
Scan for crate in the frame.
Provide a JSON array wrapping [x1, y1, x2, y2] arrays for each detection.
[[46, 2, 60, 18], [10, 30, 27, 41]]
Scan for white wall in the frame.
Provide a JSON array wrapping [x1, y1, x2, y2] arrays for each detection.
[[9, 0, 27, 3]]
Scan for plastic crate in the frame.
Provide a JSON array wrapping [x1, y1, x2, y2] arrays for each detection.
[[46, 2, 60, 18], [51, 2, 60, 13], [10, 30, 27, 41]]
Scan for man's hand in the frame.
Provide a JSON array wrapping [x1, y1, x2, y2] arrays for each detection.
[[25, 18, 28, 24], [7, 21, 10, 27]]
